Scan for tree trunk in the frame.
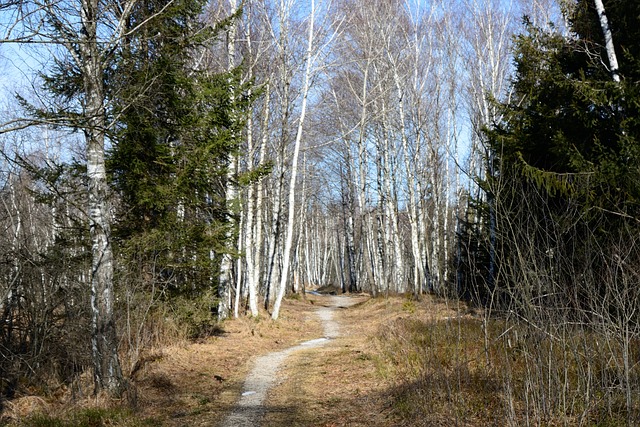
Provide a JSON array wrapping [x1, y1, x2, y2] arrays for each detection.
[[218, 0, 239, 320], [594, 0, 620, 82], [392, 67, 422, 296], [244, 106, 259, 316], [271, 0, 315, 320], [255, 84, 270, 309], [81, 0, 124, 395]]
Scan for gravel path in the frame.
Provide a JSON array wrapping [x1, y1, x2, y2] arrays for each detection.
[[219, 295, 351, 427]]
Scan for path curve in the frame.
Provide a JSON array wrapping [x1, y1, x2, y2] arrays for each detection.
[[220, 295, 354, 427]]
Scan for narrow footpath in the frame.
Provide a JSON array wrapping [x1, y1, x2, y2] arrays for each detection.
[[219, 295, 352, 427]]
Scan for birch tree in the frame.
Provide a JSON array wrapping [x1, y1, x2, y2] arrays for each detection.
[[0, 0, 141, 395], [0, 0, 212, 394], [593, 0, 620, 82], [235, 1, 275, 317], [271, 0, 317, 320], [216, 0, 240, 320]]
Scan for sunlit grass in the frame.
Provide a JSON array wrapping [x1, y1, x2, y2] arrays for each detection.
[[13, 408, 158, 427], [376, 313, 640, 426]]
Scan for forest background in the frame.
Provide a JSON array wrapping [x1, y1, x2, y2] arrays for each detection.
[[0, 0, 639, 424]]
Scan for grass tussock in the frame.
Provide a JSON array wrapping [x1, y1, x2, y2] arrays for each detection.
[[377, 317, 504, 426], [377, 312, 640, 426], [9, 408, 157, 427]]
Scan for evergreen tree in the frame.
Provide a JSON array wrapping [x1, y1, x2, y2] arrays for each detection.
[[464, 0, 640, 309], [107, 0, 251, 329]]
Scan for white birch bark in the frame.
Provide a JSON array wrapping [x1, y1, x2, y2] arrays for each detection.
[[292, 153, 308, 293], [243, 116, 259, 316], [1, 172, 22, 330], [271, 0, 316, 320], [370, 122, 388, 295], [343, 182, 357, 292], [391, 66, 423, 295], [356, 58, 377, 290], [234, 208, 245, 318], [303, 212, 314, 287], [254, 83, 270, 305], [593, 0, 620, 82], [242, 7, 261, 317], [377, 97, 404, 292], [331, 89, 359, 292], [264, 0, 291, 311], [80, 0, 125, 394], [218, 0, 239, 320], [264, 153, 284, 310]]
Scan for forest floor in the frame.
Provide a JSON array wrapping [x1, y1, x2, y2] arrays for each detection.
[[3, 292, 471, 426]]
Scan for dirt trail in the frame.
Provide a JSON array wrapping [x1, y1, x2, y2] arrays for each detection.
[[219, 295, 356, 427]]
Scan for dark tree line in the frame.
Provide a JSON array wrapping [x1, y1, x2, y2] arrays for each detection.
[[459, 0, 640, 311], [457, 1, 640, 422]]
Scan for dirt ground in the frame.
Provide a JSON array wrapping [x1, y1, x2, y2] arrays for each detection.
[[130, 295, 330, 426], [261, 294, 395, 427]]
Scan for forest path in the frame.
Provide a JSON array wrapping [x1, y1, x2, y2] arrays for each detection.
[[219, 295, 360, 427]]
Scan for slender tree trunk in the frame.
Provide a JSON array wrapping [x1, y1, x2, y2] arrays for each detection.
[[321, 215, 332, 286], [82, 0, 124, 395], [303, 213, 314, 288], [264, 161, 283, 310], [292, 154, 309, 294], [218, 0, 239, 320], [356, 61, 377, 290], [373, 139, 388, 293], [244, 105, 259, 316], [392, 67, 422, 296], [2, 172, 22, 354], [255, 84, 270, 308], [265, 0, 292, 310], [239, 5, 261, 317], [340, 160, 357, 292], [594, 0, 620, 82], [379, 100, 404, 292], [271, 0, 316, 320], [345, 192, 357, 292]]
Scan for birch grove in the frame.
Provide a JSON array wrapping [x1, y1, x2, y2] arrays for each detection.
[[201, 0, 565, 313], [0, 0, 583, 400], [0, 0, 565, 316]]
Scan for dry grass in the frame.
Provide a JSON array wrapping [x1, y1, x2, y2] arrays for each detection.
[[130, 296, 326, 426], [262, 294, 470, 427], [376, 315, 505, 426], [371, 302, 639, 426], [11, 292, 625, 427], [1, 296, 324, 426]]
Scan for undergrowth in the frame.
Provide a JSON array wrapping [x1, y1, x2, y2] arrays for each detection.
[[377, 317, 505, 426], [377, 314, 639, 426], [7, 408, 157, 427]]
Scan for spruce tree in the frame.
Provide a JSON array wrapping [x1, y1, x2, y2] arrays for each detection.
[[108, 0, 251, 329], [473, 0, 640, 309]]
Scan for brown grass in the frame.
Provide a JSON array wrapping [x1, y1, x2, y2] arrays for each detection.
[[261, 294, 470, 427], [11, 293, 580, 427], [1, 296, 324, 426], [129, 296, 327, 426]]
